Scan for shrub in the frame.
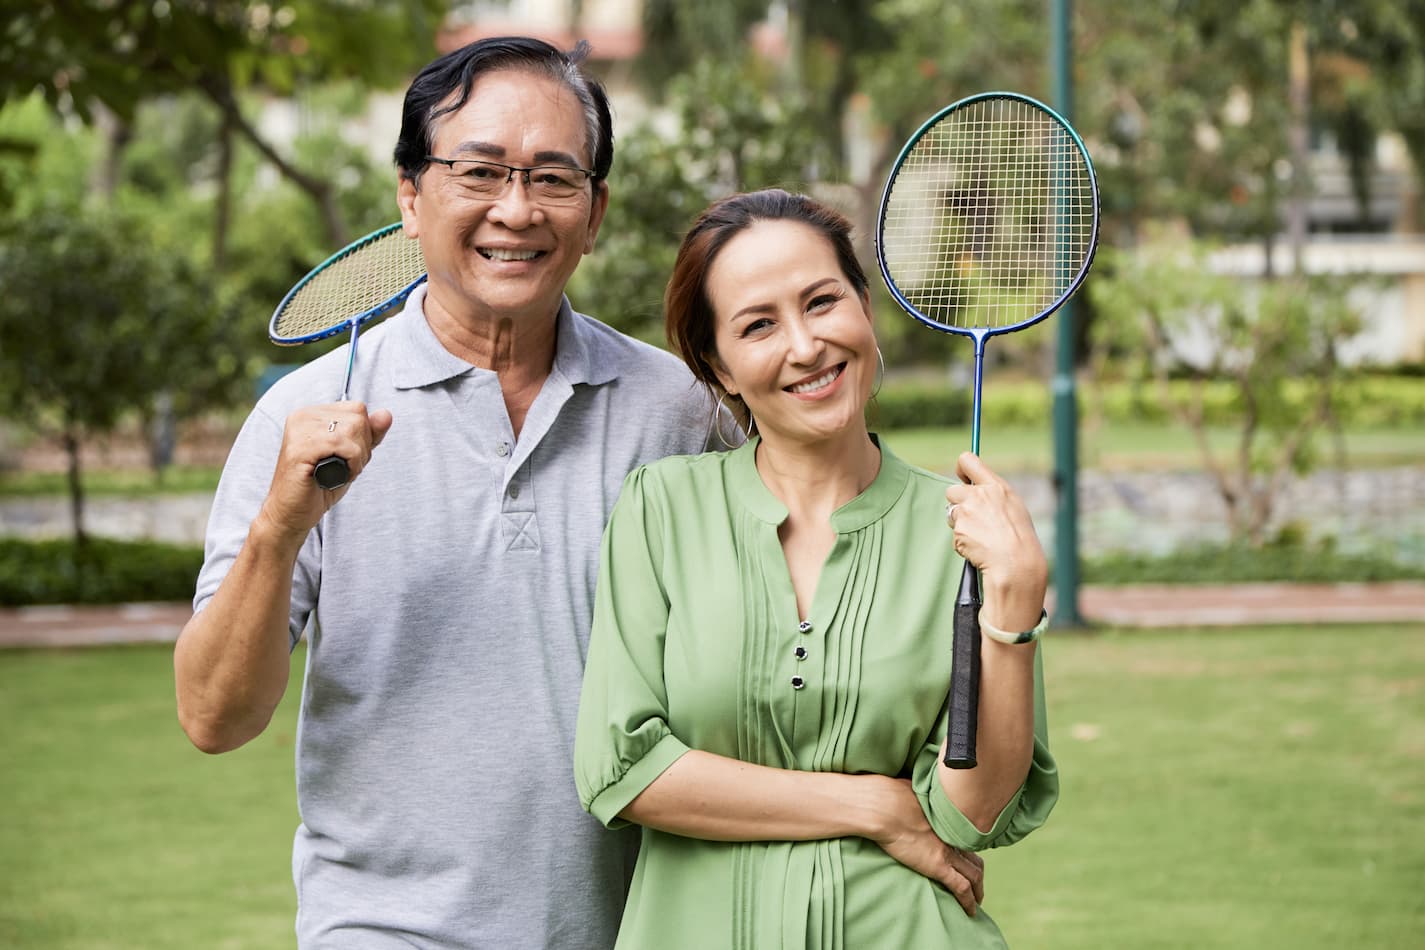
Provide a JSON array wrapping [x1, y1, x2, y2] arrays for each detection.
[[0, 537, 202, 606], [1081, 539, 1420, 586]]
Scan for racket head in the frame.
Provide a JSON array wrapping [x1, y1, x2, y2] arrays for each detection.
[[269, 223, 428, 345], [876, 91, 1100, 340]]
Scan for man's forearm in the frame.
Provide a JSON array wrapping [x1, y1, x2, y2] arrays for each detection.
[[174, 512, 306, 754]]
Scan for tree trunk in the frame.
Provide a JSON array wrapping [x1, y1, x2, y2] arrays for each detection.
[[213, 110, 235, 270], [1285, 22, 1310, 275], [62, 425, 87, 550], [198, 76, 348, 247], [92, 106, 131, 200]]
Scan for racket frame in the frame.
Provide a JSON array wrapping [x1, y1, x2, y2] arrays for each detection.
[[268, 222, 429, 346]]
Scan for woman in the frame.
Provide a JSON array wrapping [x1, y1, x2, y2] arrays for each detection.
[[574, 189, 1057, 948]]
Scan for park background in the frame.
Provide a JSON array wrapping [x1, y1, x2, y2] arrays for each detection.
[[1, 1, 1422, 947]]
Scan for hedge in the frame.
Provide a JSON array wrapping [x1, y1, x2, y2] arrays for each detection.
[[0, 537, 202, 606], [872, 373, 1425, 430]]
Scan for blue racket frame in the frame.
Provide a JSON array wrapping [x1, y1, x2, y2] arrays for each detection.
[[268, 223, 429, 346], [875, 90, 1099, 456]]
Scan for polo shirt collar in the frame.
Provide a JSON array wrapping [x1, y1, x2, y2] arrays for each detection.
[[390, 284, 621, 390]]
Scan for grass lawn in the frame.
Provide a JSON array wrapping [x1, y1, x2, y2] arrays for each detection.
[[2, 625, 1423, 948]]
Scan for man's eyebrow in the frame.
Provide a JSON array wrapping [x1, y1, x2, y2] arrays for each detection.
[[447, 142, 584, 167], [449, 141, 505, 158], [532, 149, 584, 167]]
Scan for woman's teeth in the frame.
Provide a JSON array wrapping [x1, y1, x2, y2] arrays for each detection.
[[789, 366, 842, 394]]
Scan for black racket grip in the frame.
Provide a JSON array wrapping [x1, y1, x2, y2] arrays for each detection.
[[944, 563, 982, 769], [313, 455, 350, 491]]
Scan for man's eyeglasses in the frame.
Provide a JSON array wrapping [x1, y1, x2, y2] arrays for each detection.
[[424, 156, 595, 204]]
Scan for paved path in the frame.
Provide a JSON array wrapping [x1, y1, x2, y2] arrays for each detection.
[[2, 582, 1422, 649]]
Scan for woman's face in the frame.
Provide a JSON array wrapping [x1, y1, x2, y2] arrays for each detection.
[[705, 219, 877, 447]]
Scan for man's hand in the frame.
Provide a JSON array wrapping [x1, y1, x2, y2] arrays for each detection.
[[256, 402, 394, 546], [867, 776, 985, 915]]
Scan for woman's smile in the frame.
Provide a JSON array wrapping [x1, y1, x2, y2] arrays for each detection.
[[786, 363, 846, 397]]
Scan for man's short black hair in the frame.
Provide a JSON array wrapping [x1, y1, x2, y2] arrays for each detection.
[[394, 36, 614, 185]]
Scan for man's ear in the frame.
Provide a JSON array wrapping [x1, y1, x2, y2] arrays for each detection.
[[583, 179, 610, 255], [397, 175, 420, 238]]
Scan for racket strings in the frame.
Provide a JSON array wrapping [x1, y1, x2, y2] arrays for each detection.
[[271, 230, 427, 340], [881, 97, 1095, 331]]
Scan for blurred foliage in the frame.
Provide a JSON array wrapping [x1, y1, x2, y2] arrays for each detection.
[[0, 200, 250, 545], [0, 537, 202, 606], [1087, 240, 1366, 544], [873, 372, 1425, 433], [0, 0, 444, 120], [2, 529, 1415, 606], [0, 1, 1419, 500], [1081, 537, 1421, 585]]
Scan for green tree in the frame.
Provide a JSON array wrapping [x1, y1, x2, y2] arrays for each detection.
[[1087, 240, 1364, 545], [0, 0, 446, 247], [0, 203, 249, 550]]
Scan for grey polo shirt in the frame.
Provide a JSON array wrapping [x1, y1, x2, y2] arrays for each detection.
[[195, 285, 718, 949]]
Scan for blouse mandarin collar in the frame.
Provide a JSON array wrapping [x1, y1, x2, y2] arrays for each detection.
[[728, 433, 911, 533], [391, 285, 618, 390]]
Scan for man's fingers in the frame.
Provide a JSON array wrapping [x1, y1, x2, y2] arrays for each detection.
[[369, 409, 394, 446]]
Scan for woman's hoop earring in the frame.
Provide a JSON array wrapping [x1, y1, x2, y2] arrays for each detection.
[[711, 391, 755, 449], [872, 346, 885, 399]]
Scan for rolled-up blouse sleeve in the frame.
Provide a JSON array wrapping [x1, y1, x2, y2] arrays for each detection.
[[913, 646, 1059, 852], [575, 466, 691, 829]]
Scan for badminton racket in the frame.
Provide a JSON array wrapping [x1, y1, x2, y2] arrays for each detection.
[[875, 91, 1099, 768], [269, 223, 427, 490]]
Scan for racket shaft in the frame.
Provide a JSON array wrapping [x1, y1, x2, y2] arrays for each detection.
[[945, 562, 981, 768], [313, 320, 360, 490]]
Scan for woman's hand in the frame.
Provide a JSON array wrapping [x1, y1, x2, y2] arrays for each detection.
[[865, 776, 985, 916], [944, 452, 1047, 630]]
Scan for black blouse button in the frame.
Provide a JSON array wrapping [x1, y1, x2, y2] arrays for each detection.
[[798, 620, 813, 634], [790, 675, 806, 689], [794, 646, 808, 661]]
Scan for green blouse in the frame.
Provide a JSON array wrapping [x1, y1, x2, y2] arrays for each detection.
[[574, 438, 1058, 949]]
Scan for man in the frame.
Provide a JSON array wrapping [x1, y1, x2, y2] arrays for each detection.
[[175, 37, 719, 948]]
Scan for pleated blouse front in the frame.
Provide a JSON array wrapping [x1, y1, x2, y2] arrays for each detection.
[[574, 438, 1058, 949]]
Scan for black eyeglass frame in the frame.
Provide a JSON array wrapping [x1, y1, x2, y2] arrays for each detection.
[[422, 155, 598, 194]]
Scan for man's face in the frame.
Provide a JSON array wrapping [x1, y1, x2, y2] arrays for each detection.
[[397, 68, 608, 327]]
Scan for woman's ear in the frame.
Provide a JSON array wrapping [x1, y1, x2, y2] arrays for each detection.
[[707, 352, 737, 397]]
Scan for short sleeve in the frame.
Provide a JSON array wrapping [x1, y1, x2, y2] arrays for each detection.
[[191, 402, 320, 649], [574, 466, 691, 828], [913, 645, 1059, 851]]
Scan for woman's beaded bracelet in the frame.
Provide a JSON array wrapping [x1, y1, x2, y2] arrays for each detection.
[[979, 608, 1049, 645]]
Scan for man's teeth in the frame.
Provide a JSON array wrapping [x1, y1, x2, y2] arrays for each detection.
[[789, 367, 841, 394], [481, 248, 540, 261]]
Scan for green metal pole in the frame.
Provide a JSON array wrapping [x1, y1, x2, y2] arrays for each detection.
[[1050, 0, 1085, 627]]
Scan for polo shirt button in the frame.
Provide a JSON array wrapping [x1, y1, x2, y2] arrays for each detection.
[[790, 675, 806, 689], [797, 620, 812, 634], [508, 485, 521, 499], [496, 442, 511, 458], [794, 646, 808, 660]]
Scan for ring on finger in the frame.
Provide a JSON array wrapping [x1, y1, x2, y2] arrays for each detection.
[[945, 503, 960, 526]]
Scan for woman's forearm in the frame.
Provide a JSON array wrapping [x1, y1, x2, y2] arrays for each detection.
[[620, 749, 894, 842], [935, 637, 1037, 831]]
